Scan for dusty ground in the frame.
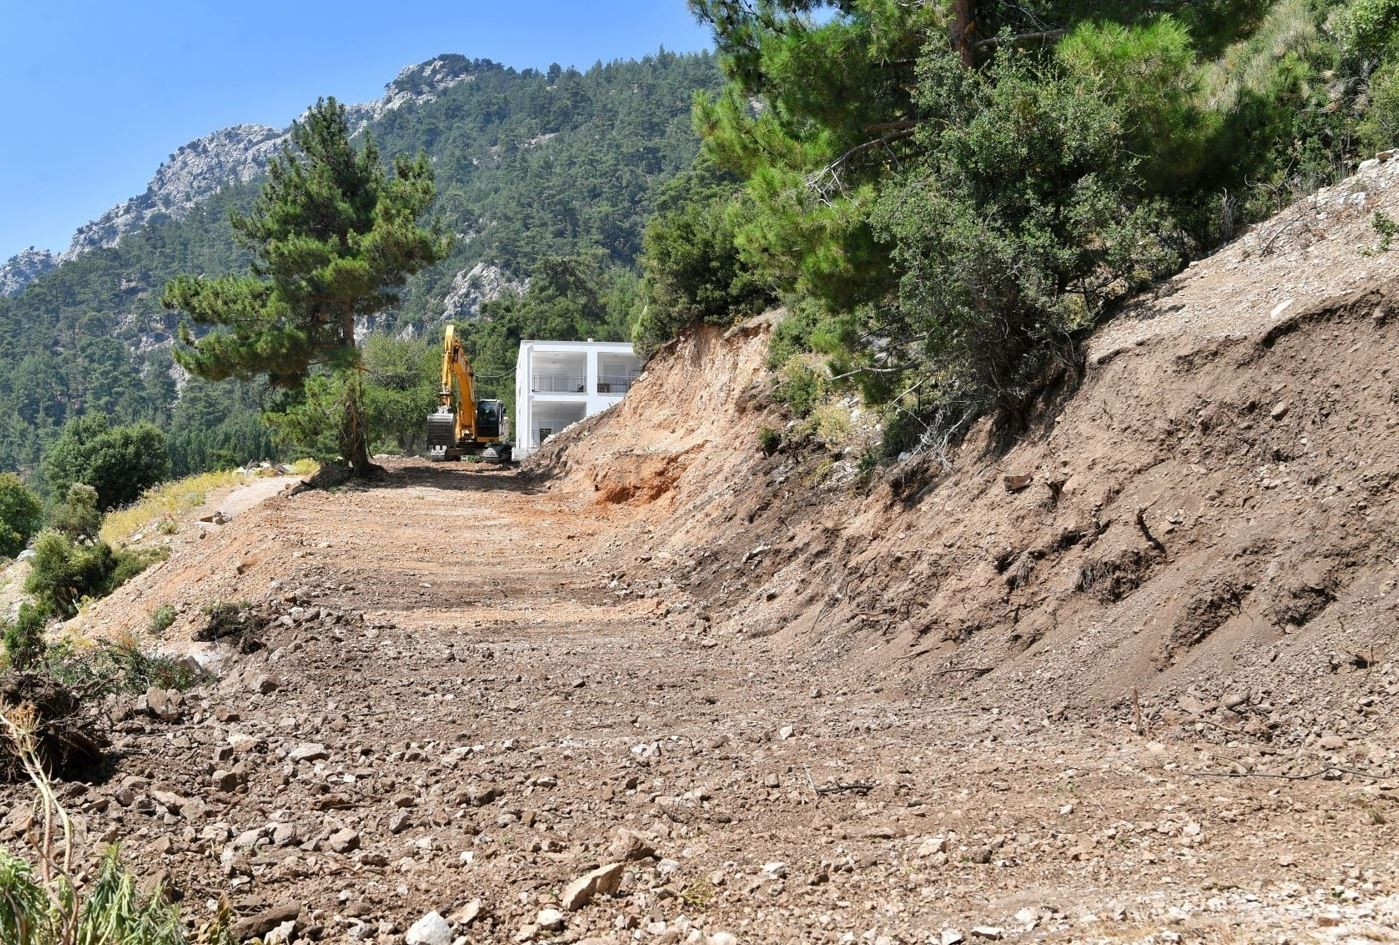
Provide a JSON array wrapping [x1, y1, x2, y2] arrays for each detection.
[[3, 460, 1396, 945]]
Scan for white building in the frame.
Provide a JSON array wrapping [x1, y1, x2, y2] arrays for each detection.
[[514, 340, 641, 459]]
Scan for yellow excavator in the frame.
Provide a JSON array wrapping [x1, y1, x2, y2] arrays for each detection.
[[426, 325, 512, 463]]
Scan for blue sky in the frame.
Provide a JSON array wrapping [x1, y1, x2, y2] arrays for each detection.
[[0, 1, 713, 261]]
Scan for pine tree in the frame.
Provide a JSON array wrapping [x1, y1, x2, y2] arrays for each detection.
[[163, 98, 449, 477]]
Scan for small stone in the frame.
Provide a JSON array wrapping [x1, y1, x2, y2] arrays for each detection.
[[288, 743, 329, 762], [1318, 734, 1345, 751], [971, 927, 1004, 940], [761, 861, 787, 879], [327, 828, 361, 854], [561, 862, 624, 910], [941, 931, 965, 945], [917, 836, 948, 857], [778, 725, 794, 740], [211, 769, 245, 792], [232, 903, 300, 942], [405, 911, 453, 945], [536, 908, 564, 931], [605, 827, 655, 862]]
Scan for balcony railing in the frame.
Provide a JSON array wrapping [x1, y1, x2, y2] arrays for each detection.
[[596, 374, 639, 395], [531, 374, 586, 394]]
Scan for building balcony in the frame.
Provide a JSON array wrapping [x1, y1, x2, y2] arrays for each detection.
[[531, 374, 587, 394], [596, 374, 639, 395]]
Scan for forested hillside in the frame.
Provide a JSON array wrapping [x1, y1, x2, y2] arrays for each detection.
[[642, 0, 1399, 461], [0, 50, 719, 482]]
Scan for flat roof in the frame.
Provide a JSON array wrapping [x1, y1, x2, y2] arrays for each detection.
[[519, 339, 635, 348]]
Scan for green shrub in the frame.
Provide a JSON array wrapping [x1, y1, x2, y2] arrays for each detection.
[[47, 483, 101, 541], [1332, 0, 1399, 60], [199, 600, 254, 641], [809, 403, 853, 447], [24, 531, 165, 619], [148, 605, 177, 637], [2, 604, 47, 671], [633, 158, 775, 358], [42, 638, 198, 696], [42, 414, 170, 511], [0, 791, 232, 945], [773, 360, 830, 418], [0, 473, 43, 560], [757, 426, 783, 455], [1361, 66, 1399, 153]]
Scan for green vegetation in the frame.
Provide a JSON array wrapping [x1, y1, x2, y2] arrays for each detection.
[[0, 473, 43, 559], [24, 531, 164, 620], [40, 637, 197, 696], [42, 415, 169, 510], [2, 604, 47, 671], [98, 468, 244, 546], [632, 158, 776, 357], [147, 604, 177, 637], [661, 0, 1399, 456], [164, 98, 449, 476], [48, 484, 101, 542]]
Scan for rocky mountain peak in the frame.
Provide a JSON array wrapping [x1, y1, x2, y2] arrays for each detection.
[[62, 124, 286, 261], [0, 246, 56, 296], [345, 54, 495, 127], [58, 55, 500, 264]]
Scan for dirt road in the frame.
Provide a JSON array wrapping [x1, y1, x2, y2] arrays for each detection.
[[5, 461, 1397, 944]]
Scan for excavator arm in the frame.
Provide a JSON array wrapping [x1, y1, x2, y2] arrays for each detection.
[[440, 325, 477, 445]]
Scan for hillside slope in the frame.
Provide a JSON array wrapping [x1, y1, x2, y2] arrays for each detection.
[[533, 155, 1399, 729]]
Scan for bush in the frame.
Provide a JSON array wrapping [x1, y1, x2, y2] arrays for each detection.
[[24, 531, 165, 620], [42, 414, 170, 511], [0, 473, 43, 560], [757, 426, 782, 455], [773, 360, 830, 418], [1361, 66, 1399, 153], [148, 605, 177, 637], [2, 604, 46, 671], [41, 637, 198, 696], [48, 483, 101, 541], [633, 159, 775, 358]]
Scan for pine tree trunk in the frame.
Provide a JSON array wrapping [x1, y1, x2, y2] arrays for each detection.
[[951, 0, 977, 68], [341, 374, 374, 478], [337, 309, 376, 479]]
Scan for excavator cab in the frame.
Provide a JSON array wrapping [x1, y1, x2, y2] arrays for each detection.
[[475, 399, 504, 440]]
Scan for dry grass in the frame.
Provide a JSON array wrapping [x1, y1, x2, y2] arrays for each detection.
[[99, 470, 246, 546]]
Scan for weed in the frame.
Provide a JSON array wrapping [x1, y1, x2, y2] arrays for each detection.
[[99, 470, 245, 546], [288, 458, 320, 476], [41, 638, 198, 696], [757, 426, 783, 455], [147, 605, 177, 638], [679, 878, 716, 911], [197, 601, 254, 642], [809, 403, 853, 446], [1374, 210, 1397, 252], [2, 605, 47, 671]]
